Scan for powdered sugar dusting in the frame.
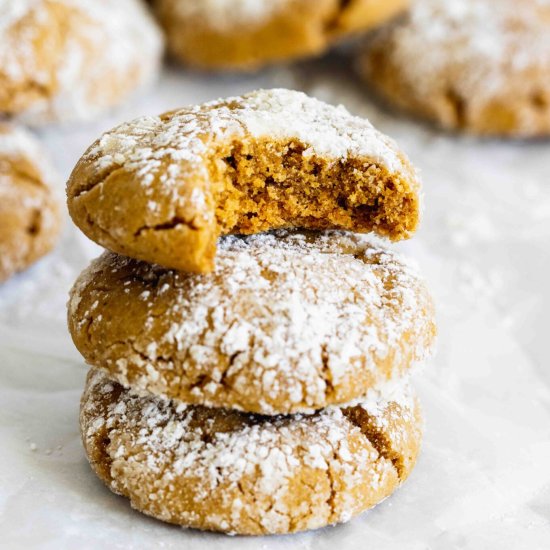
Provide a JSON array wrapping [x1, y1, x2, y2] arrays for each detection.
[[70, 230, 435, 414], [0, 0, 40, 32], [333, 370, 420, 416]]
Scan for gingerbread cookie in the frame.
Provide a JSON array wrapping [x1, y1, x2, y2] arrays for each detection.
[[152, 0, 409, 71], [81, 368, 423, 535], [358, 0, 550, 137], [67, 89, 421, 273], [0, 124, 61, 282], [0, 0, 163, 125], [68, 231, 436, 414]]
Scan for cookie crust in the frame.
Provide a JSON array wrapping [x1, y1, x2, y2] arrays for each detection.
[[68, 231, 436, 415], [80, 368, 423, 535], [67, 89, 422, 273]]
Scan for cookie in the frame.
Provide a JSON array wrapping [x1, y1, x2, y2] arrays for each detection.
[[358, 0, 550, 137], [152, 0, 409, 71], [0, 124, 62, 283], [80, 368, 423, 535], [0, 0, 163, 125], [68, 231, 436, 415], [67, 89, 422, 273]]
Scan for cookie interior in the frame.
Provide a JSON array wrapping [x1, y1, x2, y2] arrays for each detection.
[[210, 137, 418, 241]]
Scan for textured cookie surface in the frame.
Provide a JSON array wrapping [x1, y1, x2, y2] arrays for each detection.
[[81, 368, 423, 535], [359, 0, 550, 137], [153, 0, 409, 70], [69, 231, 436, 414], [0, 124, 61, 282], [67, 89, 421, 272], [0, 0, 163, 124]]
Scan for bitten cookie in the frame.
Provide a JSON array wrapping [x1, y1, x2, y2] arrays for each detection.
[[81, 368, 423, 535], [67, 89, 422, 273], [0, 124, 61, 283], [0, 0, 163, 125], [358, 0, 550, 137], [68, 231, 436, 415], [152, 0, 409, 70]]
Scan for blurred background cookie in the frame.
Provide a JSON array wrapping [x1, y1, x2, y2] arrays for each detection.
[[0, 0, 163, 125], [0, 124, 61, 282], [152, 0, 409, 70], [81, 368, 423, 535], [358, 0, 550, 137]]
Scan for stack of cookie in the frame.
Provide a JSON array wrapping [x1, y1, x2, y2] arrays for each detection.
[[67, 89, 436, 535]]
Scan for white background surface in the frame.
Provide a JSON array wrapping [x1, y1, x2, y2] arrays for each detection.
[[1, 57, 549, 549]]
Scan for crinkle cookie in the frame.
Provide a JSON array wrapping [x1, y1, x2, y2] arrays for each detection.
[[152, 0, 409, 71], [81, 368, 423, 535], [358, 0, 550, 137], [68, 231, 436, 415], [0, 124, 61, 282], [0, 0, 163, 125], [67, 89, 422, 273]]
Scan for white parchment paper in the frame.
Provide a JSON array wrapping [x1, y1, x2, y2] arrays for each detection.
[[1, 58, 549, 549]]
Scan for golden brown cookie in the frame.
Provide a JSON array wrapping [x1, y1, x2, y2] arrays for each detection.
[[67, 89, 422, 273], [358, 0, 550, 137], [81, 368, 423, 535], [0, 124, 62, 283], [0, 0, 163, 125], [152, 0, 409, 71], [68, 231, 436, 415]]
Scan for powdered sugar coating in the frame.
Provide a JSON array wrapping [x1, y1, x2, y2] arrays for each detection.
[[0, 0, 163, 124], [80, 368, 422, 534], [69, 230, 436, 414], [360, 0, 550, 135]]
